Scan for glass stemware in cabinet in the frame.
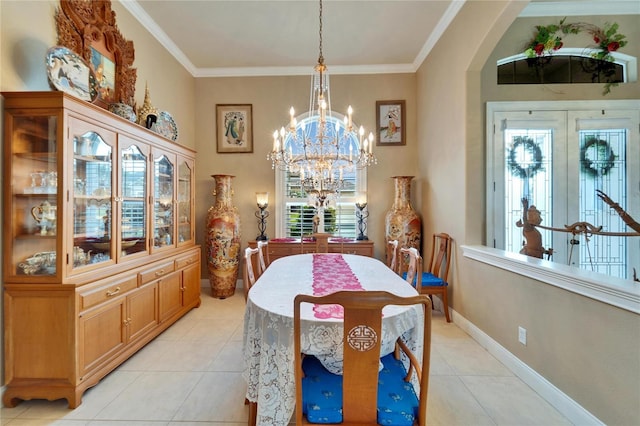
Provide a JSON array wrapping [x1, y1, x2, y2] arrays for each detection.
[[9, 115, 59, 277], [177, 160, 193, 244], [120, 144, 148, 257], [153, 154, 174, 249], [72, 130, 113, 267]]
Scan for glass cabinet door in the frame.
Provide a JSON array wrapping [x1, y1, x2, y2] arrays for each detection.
[[7, 114, 59, 278], [153, 151, 175, 250], [177, 159, 193, 245], [71, 119, 115, 270], [120, 139, 149, 258]]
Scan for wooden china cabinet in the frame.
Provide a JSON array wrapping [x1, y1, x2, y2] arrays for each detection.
[[2, 92, 200, 408]]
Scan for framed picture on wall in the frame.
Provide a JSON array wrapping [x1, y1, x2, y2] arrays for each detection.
[[376, 100, 406, 146], [216, 104, 253, 153]]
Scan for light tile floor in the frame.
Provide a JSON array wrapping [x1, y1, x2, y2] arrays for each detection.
[[1, 288, 574, 426]]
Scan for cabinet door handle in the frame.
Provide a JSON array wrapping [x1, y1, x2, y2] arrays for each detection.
[[106, 287, 121, 297], [155, 269, 165, 277]]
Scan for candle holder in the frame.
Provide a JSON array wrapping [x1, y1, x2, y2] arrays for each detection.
[[255, 192, 269, 241], [355, 201, 369, 241]]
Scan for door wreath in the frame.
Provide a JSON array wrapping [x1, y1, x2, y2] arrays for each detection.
[[507, 136, 544, 179], [580, 137, 616, 177]]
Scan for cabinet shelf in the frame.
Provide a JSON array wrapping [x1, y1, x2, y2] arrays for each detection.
[[14, 152, 56, 163]]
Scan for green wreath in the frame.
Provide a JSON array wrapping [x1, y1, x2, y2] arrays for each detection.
[[580, 138, 616, 177], [507, 137, 544, 179]]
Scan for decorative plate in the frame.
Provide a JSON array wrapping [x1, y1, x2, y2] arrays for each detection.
[[155, 111, 178, 141], [46, 46, 98, 102]]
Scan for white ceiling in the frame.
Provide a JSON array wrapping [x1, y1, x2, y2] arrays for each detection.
[[121, 0, 639, 77]]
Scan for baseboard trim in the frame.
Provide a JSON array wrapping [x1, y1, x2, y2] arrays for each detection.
[[451, 308, 604, 426]]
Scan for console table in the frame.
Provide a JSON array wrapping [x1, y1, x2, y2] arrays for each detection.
[[248, 237, 374, 262]]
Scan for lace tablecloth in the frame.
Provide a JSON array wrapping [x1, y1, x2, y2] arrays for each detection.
[[242, 253, 423, 426]]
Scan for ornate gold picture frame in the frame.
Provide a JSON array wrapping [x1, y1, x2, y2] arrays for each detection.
[[55, 0, 136, 108]]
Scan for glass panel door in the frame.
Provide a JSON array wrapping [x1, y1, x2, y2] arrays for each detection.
[[569, 110, 639, 279], [177, 159, 193, 245], [153, 152, 175, 250], [8, 114, 59, 277], [120, 141, 148, 258], [71, 121, 115, 270]]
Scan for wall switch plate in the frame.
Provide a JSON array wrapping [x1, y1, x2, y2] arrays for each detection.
[[518, 326, 527, 345]]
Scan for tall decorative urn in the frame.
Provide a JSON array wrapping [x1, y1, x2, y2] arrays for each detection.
[[385, 176, 422, 260], [206, 174, 241, 298]]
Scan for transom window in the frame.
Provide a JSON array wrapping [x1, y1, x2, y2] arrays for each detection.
[[497, 49, 636, 86]]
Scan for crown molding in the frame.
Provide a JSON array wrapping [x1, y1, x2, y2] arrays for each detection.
[[520, 1, 640, 17], [121, 0, 638, 78]]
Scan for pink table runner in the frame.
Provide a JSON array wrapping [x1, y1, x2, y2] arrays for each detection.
[[312, 254, 364, 319]]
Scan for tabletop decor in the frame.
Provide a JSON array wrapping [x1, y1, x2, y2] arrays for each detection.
[[385, 176, 421, 264], [206, 174, 241, 298], [55, 0, 137, 108], [46, 46, 99, 103], [216, 104, 253, 153], [255, 192, 269, 241], [376, 100, 406, 146], [355, 195, 369, 240], [137, 83, 159, 128]]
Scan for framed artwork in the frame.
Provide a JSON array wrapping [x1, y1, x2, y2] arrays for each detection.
[[90, 46, 116, 106], [216, 104, 253, 153], [376, 100, 406, 146], [55, 0, 137, 109]]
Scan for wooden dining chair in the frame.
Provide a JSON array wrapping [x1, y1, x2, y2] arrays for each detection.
[[243, 247, 261, 301], [256, 240, 270, 274], [386, 239, 400, 274], [398, 247, 422, 288], [294, 290, 432, 425], [313, 233, 330, 253], [419, 233, 452, 323], [399, 236, 453, 323]]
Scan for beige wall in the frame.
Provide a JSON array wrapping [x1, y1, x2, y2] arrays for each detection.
[[2, 0, 640, 424], [417, 1, 640, 424], [193, 73, 419, 276]]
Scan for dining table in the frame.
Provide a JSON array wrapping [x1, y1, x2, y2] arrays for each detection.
[[242, 253, 424, 426]]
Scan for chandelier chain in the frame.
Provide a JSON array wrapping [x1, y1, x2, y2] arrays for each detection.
[[318, 0, 323, 64]]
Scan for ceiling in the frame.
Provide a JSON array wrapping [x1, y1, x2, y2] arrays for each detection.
[[121, 0, 639, 78]]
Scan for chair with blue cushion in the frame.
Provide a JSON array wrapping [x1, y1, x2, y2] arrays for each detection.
[[399, 234, 452, 323], [294, 290, 432, 425]]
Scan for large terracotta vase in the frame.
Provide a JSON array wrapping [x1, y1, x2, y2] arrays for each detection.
[[385, 176, 422, 261], [206, 174, 241, 298]]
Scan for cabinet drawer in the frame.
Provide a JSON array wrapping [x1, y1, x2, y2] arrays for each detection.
[[342, 244, 374, 257], [79, 275, 138, 310], [175, 252, 199, 270], [139, 261, 175, 285]]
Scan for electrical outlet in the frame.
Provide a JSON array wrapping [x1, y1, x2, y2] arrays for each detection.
[[518, 326, 527, 345]]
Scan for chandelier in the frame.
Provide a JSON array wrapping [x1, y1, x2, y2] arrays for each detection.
[[269, 0, 376, 207]]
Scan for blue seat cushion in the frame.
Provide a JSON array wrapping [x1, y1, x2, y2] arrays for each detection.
[[402, 272, 448, 287], [301, 354, 419, 425]]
